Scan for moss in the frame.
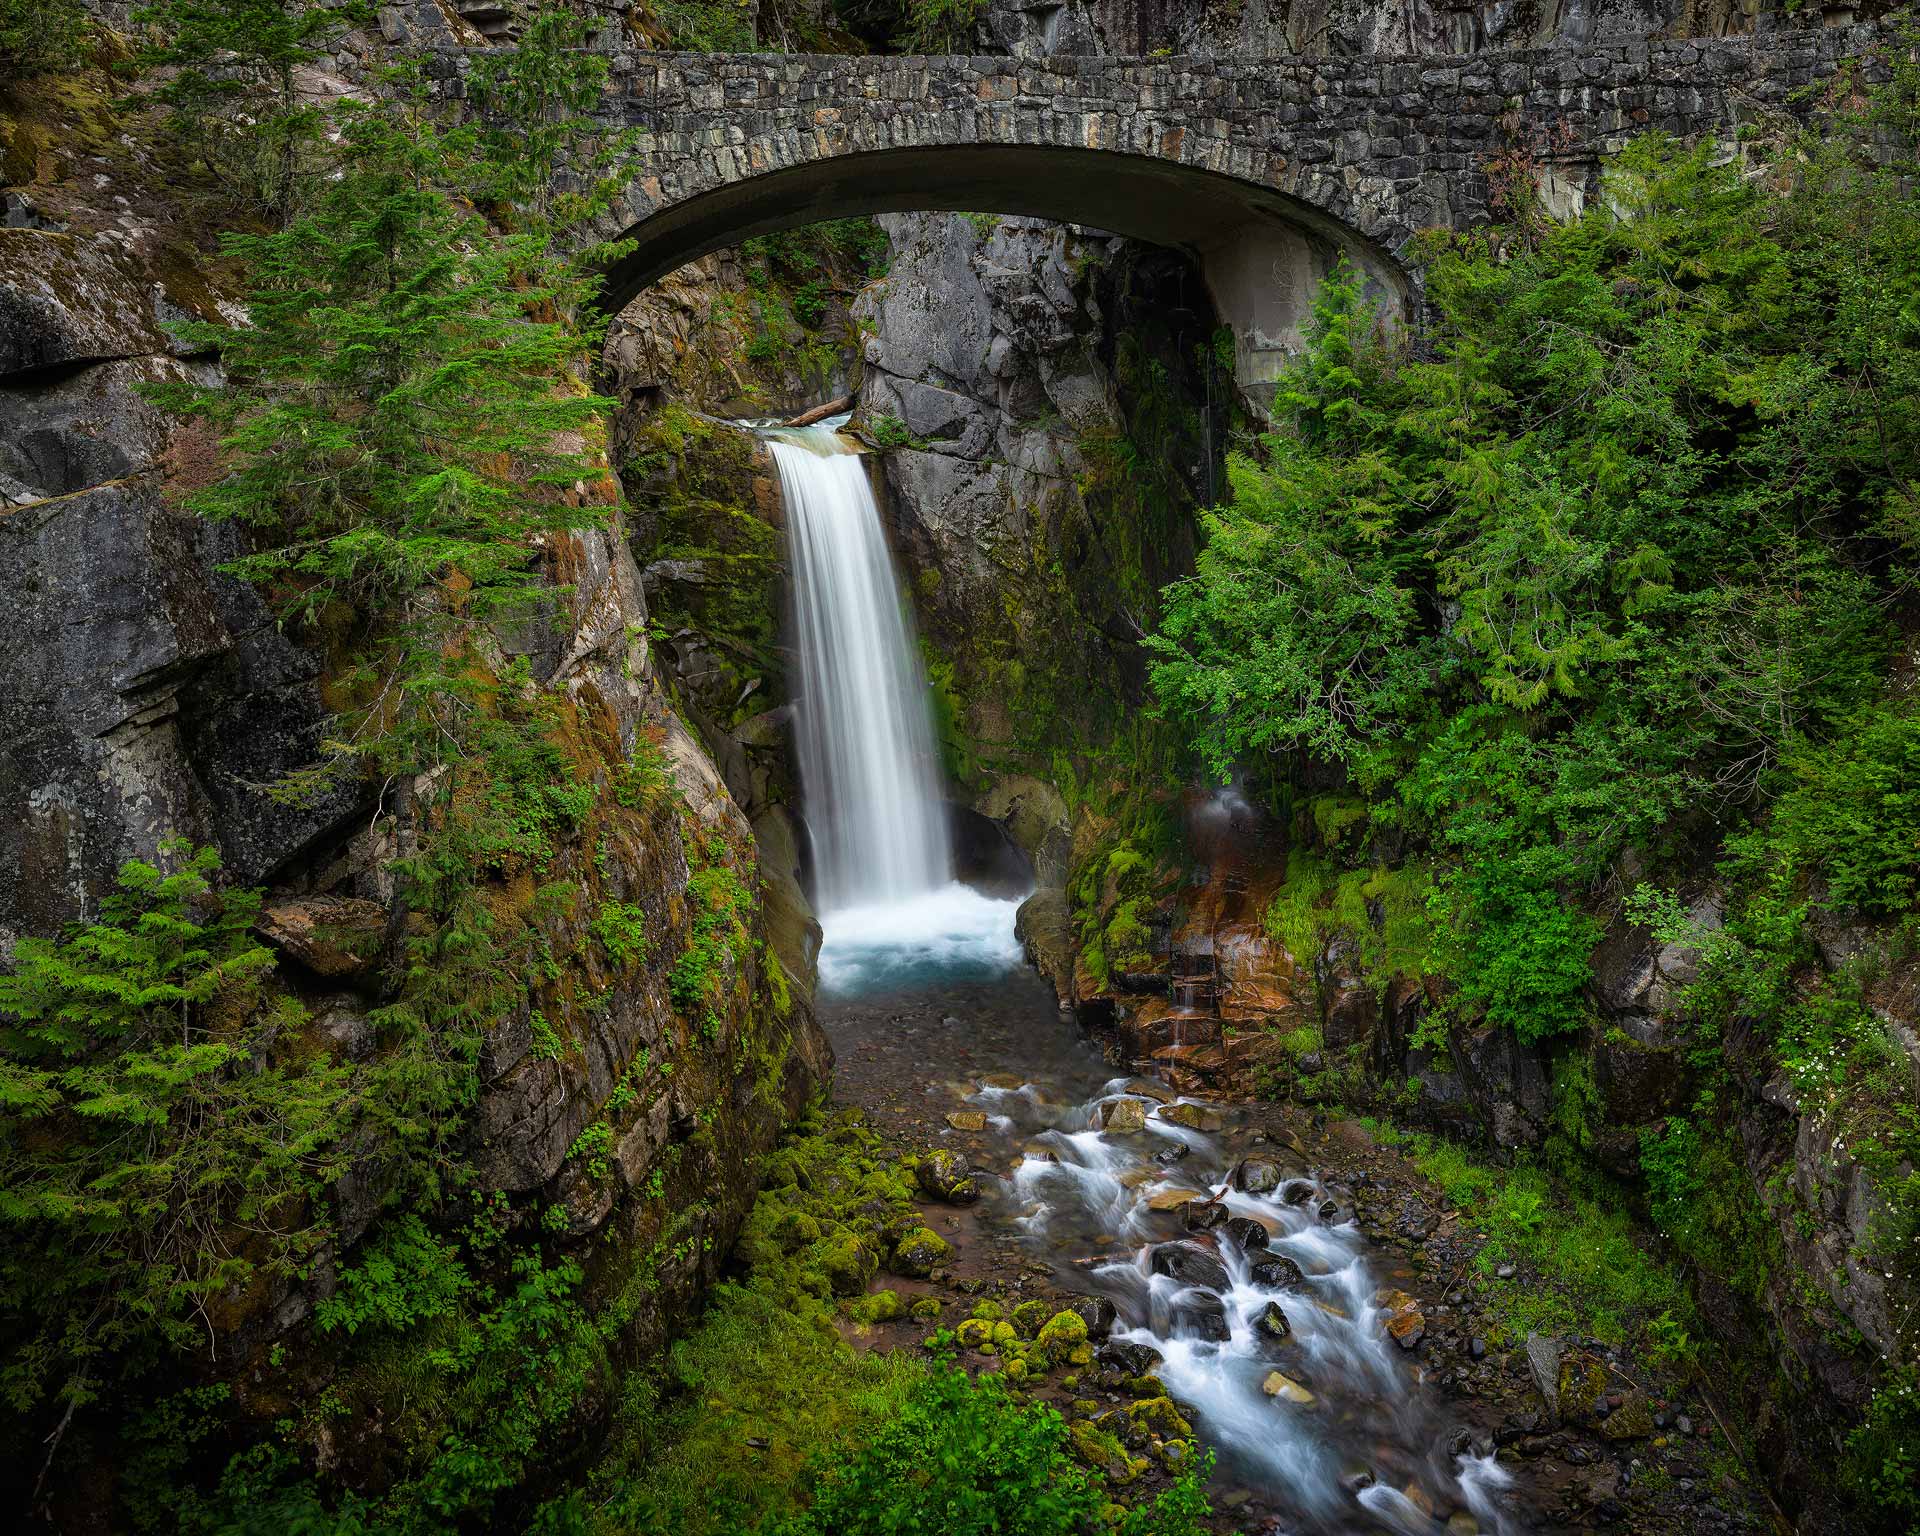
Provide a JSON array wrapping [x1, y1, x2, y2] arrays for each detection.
[[845, 1289, 906, 1326], [1557, 1354, 1609, 1422], [1125, 1396, 1192, 1441], [1033, 1309, 1090, 1366], [955, 1317, 1011, 1353], [888, 1226, 952, 1279], [1068, 1419, 1142, 1483], [1010, 1299, 1053, 1339], [1600, 1391, 1655, 1441]]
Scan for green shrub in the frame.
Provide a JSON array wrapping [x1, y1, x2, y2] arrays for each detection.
[[770, 1362, 1213, 1536], [0, 844, 352, 1423], [1843, 1367, 1920, 1533], [0, 0, 88, 74]]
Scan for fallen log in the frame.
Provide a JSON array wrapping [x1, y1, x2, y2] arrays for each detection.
[[781, 394, 853, 428]]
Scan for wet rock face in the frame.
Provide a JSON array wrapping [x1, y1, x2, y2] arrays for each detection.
[[1149, 1239, 1232, 1292], [2, 83, 833, 1477], [855, 213, 1214, 856], [0, 226, 361, 945]]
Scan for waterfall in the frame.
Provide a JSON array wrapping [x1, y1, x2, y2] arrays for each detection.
[[768, 423, 952, 912]]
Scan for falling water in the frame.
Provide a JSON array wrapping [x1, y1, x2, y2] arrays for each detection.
[[769, 423, 953, 912]]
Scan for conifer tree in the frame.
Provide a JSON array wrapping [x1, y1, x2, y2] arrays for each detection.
[[134, 0, 373, 217]]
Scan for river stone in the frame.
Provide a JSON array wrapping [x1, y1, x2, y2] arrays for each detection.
[[1181, 1198, 1227, 1233], [1223, 1215, 1270, 1251], [1099, 1339, 1160, 1376], [1101, 1096, 1148, 1133], [945, 1110, 988, 1132], [1154, 1143, 1191, 1164], [916, 1147, 980, 1205], [1235, 1159, 1282, 1193], [1169, 1291, 1230, 1342], [1262, 1369, 1314, 1404], [1280, 1179, 1316, 1205], [1148, 1240, 1230, 1292], [1146, 1186, 1205, 1212], [1156, 1101, 1224, 1132], [1064, 1293, 1118, 1340], [1257, 1300, 1291, 1339], [1387, 1309, 1426, 1350], [1249, 1256, 1307, 1290], [1526, 1333, 1564, 1423]]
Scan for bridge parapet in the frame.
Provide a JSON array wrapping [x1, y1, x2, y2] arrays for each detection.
[[515, 24, 1895, 391]]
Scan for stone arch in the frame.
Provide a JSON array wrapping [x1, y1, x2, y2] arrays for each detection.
[[600, 143, 1403, 394], [591, 33, 1882, 390]]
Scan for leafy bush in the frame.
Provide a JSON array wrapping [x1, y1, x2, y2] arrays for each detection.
[[0, 0, 89, 75], [0, 844, 351, 1430], [1153, 125, 1920, 1042], [1844, 1367, 1920, 1533], [771, 1363, 1213, 1536]]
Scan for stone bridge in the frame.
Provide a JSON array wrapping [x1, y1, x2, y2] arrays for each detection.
[[557, 24, 1891, 390]]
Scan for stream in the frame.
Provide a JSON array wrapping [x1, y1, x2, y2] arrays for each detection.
[[770, 409, 1524, 1532], [816, 929, 1522, 1536]]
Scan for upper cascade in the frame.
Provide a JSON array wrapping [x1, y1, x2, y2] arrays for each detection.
[[769, 422, 953, 912]]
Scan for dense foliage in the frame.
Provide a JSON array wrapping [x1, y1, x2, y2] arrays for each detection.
[[1152, 114, 1920, 1046], [0, 846, 351, 1470], [2, 7, 674, 1522], [133, 0, 373, 216], [0, 0, 90, 76], [1149, 52, 1920, 1528]]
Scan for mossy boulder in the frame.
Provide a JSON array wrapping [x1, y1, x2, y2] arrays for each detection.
[[1600, 1390, 1656, 1441], [956, 1317, 1018, 1354], [1068, 1420, 1143, 1483], [1011, 1299, 1053, 1338], [908, 1296, 943, 1321], [889, 1225, 953, 1278], [815, 1228, 877, 1296], [846, 1289, 905, 1325], [1035, 1309, 1091, 1366], [773, 1209, 822, 1253], [1126, 1396, 1193, 1440], [1557, 1352, 1610, 1423], [915, 1146, 982, 1204]]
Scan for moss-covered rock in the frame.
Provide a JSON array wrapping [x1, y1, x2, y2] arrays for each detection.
[[1600, 1390, 1656, 1441], [1035, 1308, 1091, 1366], [772, 1208, 822, 1253], [1011, 1298, 1053, 1339], [845, 1289, 906, 1325], [815, 1228, 878, 1296], [1126, 1396, 1193, 1441], [889, 1225, 952, 1278], [915, 1146, 981, 1204]]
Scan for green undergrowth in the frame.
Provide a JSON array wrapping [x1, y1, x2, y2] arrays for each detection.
[[1359, 1116, 1699, 1361], [1264, 843, 1433, 998], [566, 1108, 1214, 1535], [573, 1105, 921, 1532]]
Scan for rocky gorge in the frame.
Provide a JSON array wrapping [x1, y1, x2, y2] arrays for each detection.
[[3, 1, 1918, 1533]]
